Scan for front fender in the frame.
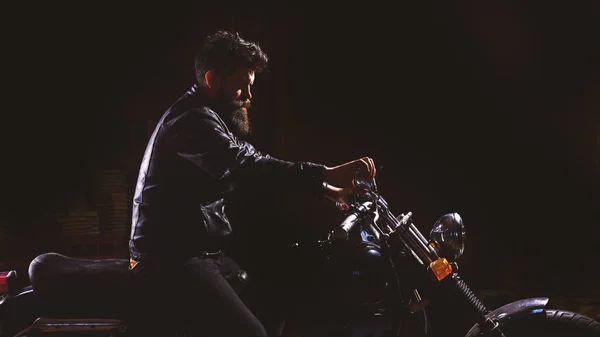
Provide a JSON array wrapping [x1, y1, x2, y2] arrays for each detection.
[[465, 297, 549, 336], [488, 297, 549, 325]]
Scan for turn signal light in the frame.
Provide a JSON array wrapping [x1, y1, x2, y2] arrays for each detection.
[[429, 258, 453, 281]]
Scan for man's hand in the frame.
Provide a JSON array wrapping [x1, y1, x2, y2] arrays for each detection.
[[322, 157, 376, 209], [323, 184, 352, 211], [323, 157, 376, 190]]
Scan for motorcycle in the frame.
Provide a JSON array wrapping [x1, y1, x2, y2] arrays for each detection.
[[0, 176, 599, 337]]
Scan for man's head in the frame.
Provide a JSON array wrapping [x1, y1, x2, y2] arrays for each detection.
[[195, 31, 269, 136]]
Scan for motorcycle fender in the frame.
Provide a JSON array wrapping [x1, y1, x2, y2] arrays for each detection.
[[0, 288, 35, 315], [487, 297, 549, 326], [1, 288, 36, 336]]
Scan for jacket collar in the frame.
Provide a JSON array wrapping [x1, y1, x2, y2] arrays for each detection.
[[187, 83, 200, 96]]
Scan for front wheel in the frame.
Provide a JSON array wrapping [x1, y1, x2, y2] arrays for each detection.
[[465, 309, 600, 337]]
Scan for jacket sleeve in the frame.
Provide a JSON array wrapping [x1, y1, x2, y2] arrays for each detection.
[[169, 108, 326, 197]]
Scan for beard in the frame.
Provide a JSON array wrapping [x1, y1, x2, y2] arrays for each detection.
[[229, 102, 251, 136], [215, 97, 252, 137]]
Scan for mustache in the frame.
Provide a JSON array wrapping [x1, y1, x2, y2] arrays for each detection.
[[230, 99, 251, 109]]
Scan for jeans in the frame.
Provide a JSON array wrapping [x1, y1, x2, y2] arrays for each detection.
[[130, 252, 269, 337]]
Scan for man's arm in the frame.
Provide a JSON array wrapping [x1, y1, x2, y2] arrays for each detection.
[[170, 108, 326, 197]]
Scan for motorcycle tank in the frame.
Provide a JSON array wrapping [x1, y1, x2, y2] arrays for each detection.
[[288, 237, 389, 314]]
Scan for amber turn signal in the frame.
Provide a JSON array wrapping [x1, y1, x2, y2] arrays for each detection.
[[429, 257, 453, 281]]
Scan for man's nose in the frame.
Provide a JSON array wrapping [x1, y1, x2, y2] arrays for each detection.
[[242, 86, 252, 100]]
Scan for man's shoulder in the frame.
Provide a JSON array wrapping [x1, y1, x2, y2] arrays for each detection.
[[162, 94, 220, 127], [172, 106, 222, 128]]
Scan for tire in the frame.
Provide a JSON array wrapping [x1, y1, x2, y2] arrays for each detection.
[[465, 309, 600, 337]]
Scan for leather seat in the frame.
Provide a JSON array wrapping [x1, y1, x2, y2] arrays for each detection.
[[28, 252, 249, 318], [29, 253, 132, 298], [28, 253, 132, 317]]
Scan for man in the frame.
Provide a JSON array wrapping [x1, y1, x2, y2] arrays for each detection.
[[128, 30, 376, 337]]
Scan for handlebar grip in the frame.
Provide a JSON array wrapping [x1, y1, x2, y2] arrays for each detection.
[[331, 202, 372, 240]]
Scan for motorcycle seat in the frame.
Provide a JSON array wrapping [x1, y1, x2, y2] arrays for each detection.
[[27, 252, 250, 319], [29, 252, 131, 302]]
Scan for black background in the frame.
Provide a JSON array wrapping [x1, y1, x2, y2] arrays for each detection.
[[1, 1, 599, 328]]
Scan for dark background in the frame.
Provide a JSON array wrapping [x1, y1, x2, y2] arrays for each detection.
[[1, 0, 599, 331]]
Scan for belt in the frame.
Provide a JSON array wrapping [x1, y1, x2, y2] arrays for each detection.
[[200, 249, 222, 259]]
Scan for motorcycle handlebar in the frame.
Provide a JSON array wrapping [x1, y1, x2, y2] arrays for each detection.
[[331, 201, 373, 240]]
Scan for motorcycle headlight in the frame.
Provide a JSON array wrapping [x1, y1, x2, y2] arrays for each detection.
[[430, 213, 466, 262]]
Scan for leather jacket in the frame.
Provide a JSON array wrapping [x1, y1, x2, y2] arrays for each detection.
[[129, 85, 326, 262]]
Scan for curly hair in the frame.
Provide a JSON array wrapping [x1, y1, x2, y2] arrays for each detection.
[[194, 30, 269, 85]]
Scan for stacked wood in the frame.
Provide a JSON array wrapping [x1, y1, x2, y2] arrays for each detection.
[[91, 169, 131, 236], [62, 235, 129, 259], [56, 210, 101, 237], [0, 219, 13, 258], [0, 219, 12, 242]]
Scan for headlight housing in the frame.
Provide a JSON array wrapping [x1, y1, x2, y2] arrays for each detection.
[[430, 212, 466, 262]]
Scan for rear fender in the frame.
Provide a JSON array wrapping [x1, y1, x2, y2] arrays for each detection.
[[2, 290, 128, 337], [1, 288, 37, 337], [0, 287, 35, 316]]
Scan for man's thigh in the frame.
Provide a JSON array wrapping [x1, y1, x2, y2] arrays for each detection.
[[183, 256, 268, 337]]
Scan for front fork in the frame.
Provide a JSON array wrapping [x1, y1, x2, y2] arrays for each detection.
[[445, 272, 506, 337]]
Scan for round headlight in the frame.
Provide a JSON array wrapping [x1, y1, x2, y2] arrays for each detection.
[[430, 212, 466, 262]]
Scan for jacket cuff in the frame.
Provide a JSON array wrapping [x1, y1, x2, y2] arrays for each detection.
[[298, 161, 326, 197]]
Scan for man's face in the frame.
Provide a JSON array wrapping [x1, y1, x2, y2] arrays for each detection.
[[213, 67, 255, 136]]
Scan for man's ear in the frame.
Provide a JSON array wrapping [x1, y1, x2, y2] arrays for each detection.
[[205, 70, 219, 89]]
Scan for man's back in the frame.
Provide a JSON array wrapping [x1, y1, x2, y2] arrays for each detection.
[[129, 85, 230, 262]]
